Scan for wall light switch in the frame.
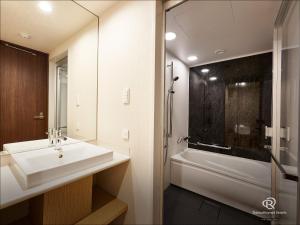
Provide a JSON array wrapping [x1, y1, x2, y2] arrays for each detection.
[[76, 95, 80, 107], [122, 88, 130, 105], [122, 128, 129, 140], [76, 122, 80, 132]]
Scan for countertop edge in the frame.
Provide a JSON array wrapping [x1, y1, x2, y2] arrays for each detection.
[[0, 152, 130, 209]]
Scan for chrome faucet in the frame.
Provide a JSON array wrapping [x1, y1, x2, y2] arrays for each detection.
[[54, 130, 63, 158], [47, 128, 55, 146], [47, 128, 67, 158]]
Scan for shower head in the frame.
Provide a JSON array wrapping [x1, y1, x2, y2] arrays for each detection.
[[169, 76, 179, 94], [173, 76, 179, 81], [170, 76, 179, 89]]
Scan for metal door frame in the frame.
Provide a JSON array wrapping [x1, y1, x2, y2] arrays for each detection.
[[272, 1, 299, 224]]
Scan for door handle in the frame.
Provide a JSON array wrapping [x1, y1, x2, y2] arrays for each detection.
[[33, 112, 44, 120]]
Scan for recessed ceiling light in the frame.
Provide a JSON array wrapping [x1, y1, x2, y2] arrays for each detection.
[[209, 76, 217, 81], [214, 49, 226, 55], [165, 32, 176, 41], [187, 55, 198, 61], [201, 68, 210, 73], [38, 1, 53, 13], [19, 32, 31, 39]]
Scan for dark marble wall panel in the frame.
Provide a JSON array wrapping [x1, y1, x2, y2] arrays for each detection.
[[189, 53, 272, 162], [189, 70, 225, 145]]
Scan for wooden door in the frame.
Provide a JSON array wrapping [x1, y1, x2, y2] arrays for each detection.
[[0, 41, 49, 149]]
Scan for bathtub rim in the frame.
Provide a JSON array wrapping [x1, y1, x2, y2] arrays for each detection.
[[171, 148, 297, 195], [171, 148, 271, 190]]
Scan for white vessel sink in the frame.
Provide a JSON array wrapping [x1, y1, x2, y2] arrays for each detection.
[[9, 142, 113, 189], [3, 138, 80, 154]]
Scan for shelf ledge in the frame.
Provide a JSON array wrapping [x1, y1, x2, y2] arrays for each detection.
[[76, 188, 128, 225]]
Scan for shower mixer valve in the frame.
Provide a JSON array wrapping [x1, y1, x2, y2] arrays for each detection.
[[177, 136, 191, 144]]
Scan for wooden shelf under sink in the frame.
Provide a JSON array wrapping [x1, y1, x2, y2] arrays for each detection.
[[76, 187, 128, 225], [3, 177, 128, 225]]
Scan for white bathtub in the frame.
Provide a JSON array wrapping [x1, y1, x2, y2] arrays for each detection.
[[170, 148, 297, 222]]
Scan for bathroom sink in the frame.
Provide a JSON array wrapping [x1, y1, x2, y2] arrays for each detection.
[[9, 142, 113, 189], [3, 138, 80, 154]]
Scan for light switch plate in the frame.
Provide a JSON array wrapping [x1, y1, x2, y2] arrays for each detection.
[[76, 122, 80, 132], [122, 88, 130, 105], [122, 129, 129, 140], [76, 95, 80, 107]]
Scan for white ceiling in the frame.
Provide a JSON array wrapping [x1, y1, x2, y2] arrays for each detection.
[[166, 0, 282, 67], [0, 1, 99, 53]]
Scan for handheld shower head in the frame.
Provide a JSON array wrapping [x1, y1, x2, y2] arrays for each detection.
[[173, 76, 179, 81], [170, 76, 179, 92]]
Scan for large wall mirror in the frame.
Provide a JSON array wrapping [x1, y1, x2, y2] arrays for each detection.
[[0, 1, 98, 150]]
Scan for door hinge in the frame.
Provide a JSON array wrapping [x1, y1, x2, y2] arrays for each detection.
[[280, 127, 290, 141], [265, 126, 290, 141]]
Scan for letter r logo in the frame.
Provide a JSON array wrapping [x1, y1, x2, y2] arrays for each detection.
[[262, 197, 276, 210]]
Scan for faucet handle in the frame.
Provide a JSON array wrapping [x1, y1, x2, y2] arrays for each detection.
[[58, 129, 62, 137], [49, 128, 55, 134], [183, 136, 191, 141], [57, 130, 67, 141], [46, 128, 54, 135], [46, 128, 56, 145]]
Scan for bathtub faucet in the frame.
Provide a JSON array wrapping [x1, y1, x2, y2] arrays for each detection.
[[183, 136, 190, 141], [177, 136, 191, 144]]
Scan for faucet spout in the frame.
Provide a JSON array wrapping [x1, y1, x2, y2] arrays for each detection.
[[50, 129, 68, 158], [47, 128, 55, 146]]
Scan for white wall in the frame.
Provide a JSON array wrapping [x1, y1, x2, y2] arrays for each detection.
[[49, 20, 98, 141], [164, 52, 189, 189], [94, 1, 156, 224]]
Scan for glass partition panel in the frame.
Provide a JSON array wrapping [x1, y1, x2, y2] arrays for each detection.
[[277, 1, 299, 224]]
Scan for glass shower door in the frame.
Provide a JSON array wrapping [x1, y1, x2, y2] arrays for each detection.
[[273, 1, 299, 224]]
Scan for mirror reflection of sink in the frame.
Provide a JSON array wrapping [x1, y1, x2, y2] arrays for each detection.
[[9, 142, 113, 189], [3, 138, 80, 154], [3, 137, 80, 154]]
